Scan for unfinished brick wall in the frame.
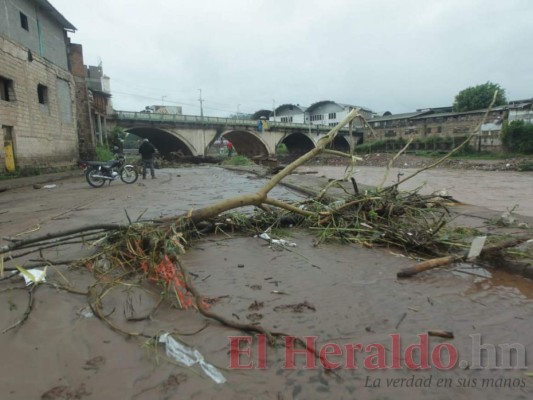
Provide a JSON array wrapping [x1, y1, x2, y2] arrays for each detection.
[[68, 43, 96, 160]]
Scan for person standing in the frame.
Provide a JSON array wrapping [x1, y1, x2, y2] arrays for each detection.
[[138, 138, 156, 179], [226, 140, 234, 157]]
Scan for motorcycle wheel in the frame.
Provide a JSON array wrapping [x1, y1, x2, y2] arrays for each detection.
[[86, 169, 106, 188], [120, 165, 139, 184]]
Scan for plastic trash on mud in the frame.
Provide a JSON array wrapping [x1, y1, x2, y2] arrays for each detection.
[[467, 236, 487, 260], [328, 200, 345, 210], [500, 210, 516, 226], [255, 232, 297, 247], [17, 267, 47, 286], [158, 333, 226, 384]]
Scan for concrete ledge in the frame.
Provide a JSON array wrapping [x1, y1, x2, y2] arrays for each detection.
[[0, 170, 82, 191]]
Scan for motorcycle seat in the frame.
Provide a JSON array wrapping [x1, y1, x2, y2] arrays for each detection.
[[88, 160, 119, 167]]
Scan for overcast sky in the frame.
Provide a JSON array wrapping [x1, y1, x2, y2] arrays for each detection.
[[50, 0, 533, 117]]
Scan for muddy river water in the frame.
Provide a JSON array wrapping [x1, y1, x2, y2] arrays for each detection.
[[0, 165, 532, 399], [304, 165, 533, 217]]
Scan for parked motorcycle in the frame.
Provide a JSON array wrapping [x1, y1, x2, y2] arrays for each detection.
[[84, 148, 138, 188]]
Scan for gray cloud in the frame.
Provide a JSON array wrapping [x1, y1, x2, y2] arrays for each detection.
[[51, 0, 533, 116]]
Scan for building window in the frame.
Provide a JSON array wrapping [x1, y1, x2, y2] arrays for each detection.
[[0, 76, 14, 101], [437, 126, 442, 133], [37, 84, 48, 104], [328, 112, 336, 119], [20, 12, 29, 31], [311, 114, 324, 122]]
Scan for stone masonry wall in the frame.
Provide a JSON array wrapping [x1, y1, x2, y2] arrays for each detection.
[[0, 35, 78, 168]]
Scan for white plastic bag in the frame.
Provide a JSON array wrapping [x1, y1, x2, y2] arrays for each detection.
[[158, 333, 226, 384], [255, 232, 297, 247]]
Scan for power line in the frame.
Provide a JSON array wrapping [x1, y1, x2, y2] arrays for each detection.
[[111, 90, 244, 113], [112, 79, 199, 104], [110, 78, 300, 114]]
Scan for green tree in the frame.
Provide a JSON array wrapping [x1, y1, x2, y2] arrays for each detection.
[[109, 126, 126, 151], [453, 82, 507, 112], [501, 120, 533, 153]]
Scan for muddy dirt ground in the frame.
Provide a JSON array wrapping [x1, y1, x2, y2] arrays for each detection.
[[0, 166, 532, 399]]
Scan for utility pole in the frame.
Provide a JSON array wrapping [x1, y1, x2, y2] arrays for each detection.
[[198, 89, 204, 119], [198, 89, 205, 157], [272, 99, 276, 120], [237, 104, 240, 119]]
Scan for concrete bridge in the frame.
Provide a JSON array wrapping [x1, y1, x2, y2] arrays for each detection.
[[113, 111, 363, 157]]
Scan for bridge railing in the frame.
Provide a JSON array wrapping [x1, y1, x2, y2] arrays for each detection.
[[113, 111, 350, 132]]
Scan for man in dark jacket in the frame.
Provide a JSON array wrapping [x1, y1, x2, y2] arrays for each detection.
[[138, 138, 156, 179]]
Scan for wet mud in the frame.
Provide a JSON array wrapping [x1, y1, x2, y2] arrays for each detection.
[[0, 166, 532, 399]]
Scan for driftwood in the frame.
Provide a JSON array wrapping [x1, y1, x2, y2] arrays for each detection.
[[397, 236, 532, 278], [1, 91, 520, 376]]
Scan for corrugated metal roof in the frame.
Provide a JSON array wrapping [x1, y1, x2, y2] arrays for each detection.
[[410, 106, 507, 120], [369, 111, 431, 122], [252, 109, 273, 119], [507, 101, 533, 109], [337, 102, 373, 113], [36, 0, 76, 31], [275, 104, 307, 113], [307, 100, 344, 113], [307, 100, 373, 114]]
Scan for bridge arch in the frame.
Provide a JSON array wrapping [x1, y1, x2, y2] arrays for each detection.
[[279, 132, 315, 155], [221, 130, 269, 157], [124, 126, 196, 156], [330, 135, 352, 153]]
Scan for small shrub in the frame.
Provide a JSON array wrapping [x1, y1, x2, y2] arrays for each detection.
[[0, 166, 42, 180], [501, 120, 533, 153], [223, 155, 251, 165], [355, 139, 386, 153], [276, 143, 289, 155], [96, 146, 114, 161], [518, 162, 533, 171], [18, 166, 42, 177]]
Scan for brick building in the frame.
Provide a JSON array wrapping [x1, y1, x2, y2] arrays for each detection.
[[364, 106, 508, 151], [0, 0, 79, 171]]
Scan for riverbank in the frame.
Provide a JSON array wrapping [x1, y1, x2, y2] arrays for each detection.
[[0, 165, 532, 399], [303, 153, 533, 172], [225, 163, 533, 275]]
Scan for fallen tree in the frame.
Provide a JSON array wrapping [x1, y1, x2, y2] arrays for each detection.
[[2, 92, 524, 369]]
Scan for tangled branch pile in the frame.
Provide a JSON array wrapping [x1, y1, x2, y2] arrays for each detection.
[[0, 99, 503, 364]]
